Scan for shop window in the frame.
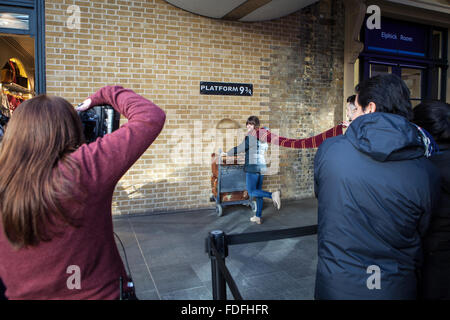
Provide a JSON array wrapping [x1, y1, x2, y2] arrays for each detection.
[[430, 28, 446, 101], [359, 17, 448, 103], [431, 30, 442, 60], [1, 54, 34, 117], [370, 63, 392, 77], [0, 12, 29, 31], [401, 67, 422, 104], [0, 2, 45, 95]]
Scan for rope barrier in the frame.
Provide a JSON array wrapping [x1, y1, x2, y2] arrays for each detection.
[[206, 225, 318, 300], [227, 225, 318, 246]]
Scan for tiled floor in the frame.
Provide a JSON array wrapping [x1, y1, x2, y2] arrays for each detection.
[[113, 197, 319, 300]]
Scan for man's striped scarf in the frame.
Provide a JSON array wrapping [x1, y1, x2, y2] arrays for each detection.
[[248, 124, 345, 149]]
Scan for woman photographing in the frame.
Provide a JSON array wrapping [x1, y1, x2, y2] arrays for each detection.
[[0, 86, 165, 299]]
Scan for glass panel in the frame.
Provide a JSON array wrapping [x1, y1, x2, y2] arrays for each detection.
[[432, 30, 442, 60], [401, 67, 422, 100], [0, 12, 29, 30], [370, 64, 392, 77]]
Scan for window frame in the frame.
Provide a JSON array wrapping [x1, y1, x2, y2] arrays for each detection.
[[0, 0, 45, 94]]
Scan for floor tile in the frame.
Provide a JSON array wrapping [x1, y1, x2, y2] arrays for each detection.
[[135, 289, 160, 300], [127, 263, 157, 294], [150, 264, 204, 294], [112, 198, 319, 300], [161, 286, 212, 300]]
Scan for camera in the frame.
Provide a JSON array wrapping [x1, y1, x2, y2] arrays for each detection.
[[77, 105, 120, 143]]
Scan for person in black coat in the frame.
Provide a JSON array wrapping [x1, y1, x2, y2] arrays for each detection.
[[314, 74, 441, 300], [413, 101, 450, 300]]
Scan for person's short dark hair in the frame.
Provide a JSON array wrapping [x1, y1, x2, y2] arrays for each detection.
[[355, 74, 413, 120], [413, 100, 450, 143], [347, 95, 356, 104], [246, 116, 260, 128]]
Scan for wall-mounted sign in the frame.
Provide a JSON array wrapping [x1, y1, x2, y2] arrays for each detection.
[[200, 82, 253, 96], [364, 17, 427, 57]]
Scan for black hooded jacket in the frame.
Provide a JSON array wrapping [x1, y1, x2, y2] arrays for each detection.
[[423, 143, 450, 248], [420, 143, 450, 299], [314, 112, 441, 300]]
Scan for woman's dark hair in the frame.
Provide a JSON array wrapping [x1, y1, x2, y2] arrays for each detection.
[[355, 74, 413, 120], [246, 116, 260, 128], [347, 95, 356, 104], [0, 95, 85, 248], [413, 100, 450, 143]]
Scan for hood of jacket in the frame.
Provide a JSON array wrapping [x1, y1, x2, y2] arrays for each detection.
[[345, 112, 425, 162]]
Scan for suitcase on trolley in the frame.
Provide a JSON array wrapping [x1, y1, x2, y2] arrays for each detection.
[[210, 152, 257, 216]]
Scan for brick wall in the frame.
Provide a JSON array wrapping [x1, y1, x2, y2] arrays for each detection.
[[45, 0, 344, 215]]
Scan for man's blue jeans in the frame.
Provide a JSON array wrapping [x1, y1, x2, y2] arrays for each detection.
[[246, 172, 272, 218]]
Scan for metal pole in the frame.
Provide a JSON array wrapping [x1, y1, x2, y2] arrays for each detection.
[[209, 230, 227, 300], [217, 149, 222, 207]]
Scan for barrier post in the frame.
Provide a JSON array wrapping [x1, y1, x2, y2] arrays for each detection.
[[207, 230, 228, 300]]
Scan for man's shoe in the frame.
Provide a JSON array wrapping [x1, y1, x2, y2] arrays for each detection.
[[272, 190, 281, 210]]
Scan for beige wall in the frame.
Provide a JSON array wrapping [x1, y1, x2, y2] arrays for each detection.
[[45, 0, 345, 215]]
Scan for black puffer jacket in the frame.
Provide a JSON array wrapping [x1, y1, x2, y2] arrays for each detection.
[[314, 112, 441, 300], [420, 143, 450, 299]]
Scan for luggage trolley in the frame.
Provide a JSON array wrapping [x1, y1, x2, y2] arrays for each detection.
[[211, 150, 257, 217]]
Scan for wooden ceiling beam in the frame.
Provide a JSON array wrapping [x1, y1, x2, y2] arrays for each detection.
[[222, 0, 272, 20]]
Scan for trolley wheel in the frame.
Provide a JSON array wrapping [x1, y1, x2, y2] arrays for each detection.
[[216, 204, 223, 217], [251, 200, 257, 214]]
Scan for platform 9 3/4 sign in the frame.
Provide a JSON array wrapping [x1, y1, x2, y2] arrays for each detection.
[[200, 82, 253, 96]]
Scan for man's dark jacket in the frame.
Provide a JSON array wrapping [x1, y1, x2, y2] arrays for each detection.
[[314, 112, 440, 300], [421, 143, 450, 299]]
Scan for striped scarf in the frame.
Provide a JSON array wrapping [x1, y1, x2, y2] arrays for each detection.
[[248, 124, 345, 149]]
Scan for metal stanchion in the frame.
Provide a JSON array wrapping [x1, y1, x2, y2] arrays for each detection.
[[207, 230, 228, 300], [206, 225, 318, 300]]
